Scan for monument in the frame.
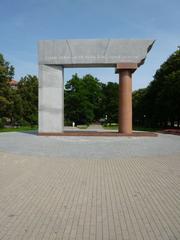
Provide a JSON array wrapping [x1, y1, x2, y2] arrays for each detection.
[[38, 39, 154, 135]]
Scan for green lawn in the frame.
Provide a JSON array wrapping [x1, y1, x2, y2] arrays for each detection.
[[103, 124, 119, 130], [0, 125, 159, 133], [0, 126, 38, 133], [77, 125, 89, 129]]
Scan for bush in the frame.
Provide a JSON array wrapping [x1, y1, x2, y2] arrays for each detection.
[[16, 119, 30, 127], [0, 117, 6, 128]]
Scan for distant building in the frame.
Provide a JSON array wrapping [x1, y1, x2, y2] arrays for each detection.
[[9, 79, 18, 89]]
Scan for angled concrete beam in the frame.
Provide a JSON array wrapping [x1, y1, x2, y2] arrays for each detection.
[[38, 39, 155, 67]]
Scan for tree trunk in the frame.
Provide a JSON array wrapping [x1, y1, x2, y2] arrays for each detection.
[[178, 119, 180, 128], [170, 120, 174, 128]]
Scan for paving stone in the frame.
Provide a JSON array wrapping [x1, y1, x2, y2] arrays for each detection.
[[0, 133, 179, 239]]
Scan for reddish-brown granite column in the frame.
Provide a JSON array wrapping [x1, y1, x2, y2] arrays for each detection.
[[118, 70, 132, 134], [116, 63, 137, 134]]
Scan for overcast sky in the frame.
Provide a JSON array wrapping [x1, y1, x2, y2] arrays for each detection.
[[0, 0, 179, 90]]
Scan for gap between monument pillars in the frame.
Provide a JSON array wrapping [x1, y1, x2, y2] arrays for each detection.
[[116, 63, 137, 134], [38, 65, 64, 134]]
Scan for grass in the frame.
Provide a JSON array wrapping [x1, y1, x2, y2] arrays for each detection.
[[0, 124, 160, 133], [77, 125, 89, 129], [0, 126, 38, 133], [103, 124, 118, 130]]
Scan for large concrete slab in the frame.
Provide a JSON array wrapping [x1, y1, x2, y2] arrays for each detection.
[[38, 39, 154, 67], [39, 65, 64, 133]]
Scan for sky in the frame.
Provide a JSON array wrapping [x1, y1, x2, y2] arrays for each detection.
[[0, 0, 179, 90]]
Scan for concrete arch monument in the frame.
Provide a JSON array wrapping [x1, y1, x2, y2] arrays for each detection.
[[38, 39, 154, 135]]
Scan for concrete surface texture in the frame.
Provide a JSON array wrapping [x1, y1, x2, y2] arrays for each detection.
[[0, 133, 180, 240], [38, 39, 154, 134], [38, 39, 154, 67], [39, 65, 64, 133]]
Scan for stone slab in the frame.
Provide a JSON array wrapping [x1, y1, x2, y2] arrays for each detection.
[[38, 39, 155, 67], [38, 65, 64, 133]]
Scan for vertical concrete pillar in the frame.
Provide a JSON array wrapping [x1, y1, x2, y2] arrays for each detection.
[[118, 70, 132, 134], [38, 65, 64, 134]]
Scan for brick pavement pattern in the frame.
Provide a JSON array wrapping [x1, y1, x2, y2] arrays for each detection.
[[0, 133, 180, 240]]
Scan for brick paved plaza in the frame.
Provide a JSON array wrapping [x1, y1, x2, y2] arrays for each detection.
[[0, 132, 180, 240]]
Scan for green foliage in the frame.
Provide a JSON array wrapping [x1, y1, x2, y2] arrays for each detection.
[[101, 82, 119, 123], [0, 126, 37, 132], [0, 53, 14, 126], [133, 49, 180, 128], [0, 96, 10, 117], [132, 88, 147, 126], [65, 74, 102, 124], [17, 75, 38, 126], [0, 53, 14, 87], [64, 74, 119, 125], [0, 52, 38, 128], [0, 117, 6, 128]]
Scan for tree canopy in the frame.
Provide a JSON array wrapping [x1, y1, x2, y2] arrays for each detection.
[[0, 53, 14, 126], [0, 54, 38, 128], [64, 74, 119, 125], [17, 75, 38, 126], [133, 48, 180, 128]]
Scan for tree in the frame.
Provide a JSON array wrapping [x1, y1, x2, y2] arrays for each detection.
[[64, 73, 103, 125], [0, 53, 14, 127], [132, 88, 147, 126], [148, 48, 180, 127], [0, 53, 14, 88], [0, 53, 39, 128], [132, 48, 180, 128], [101, 82, 119, 124], [17, 75, 38, 126], [0, 96, 10, 118], [7, 89, 23, 126], [82, 74, 103, 121]]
